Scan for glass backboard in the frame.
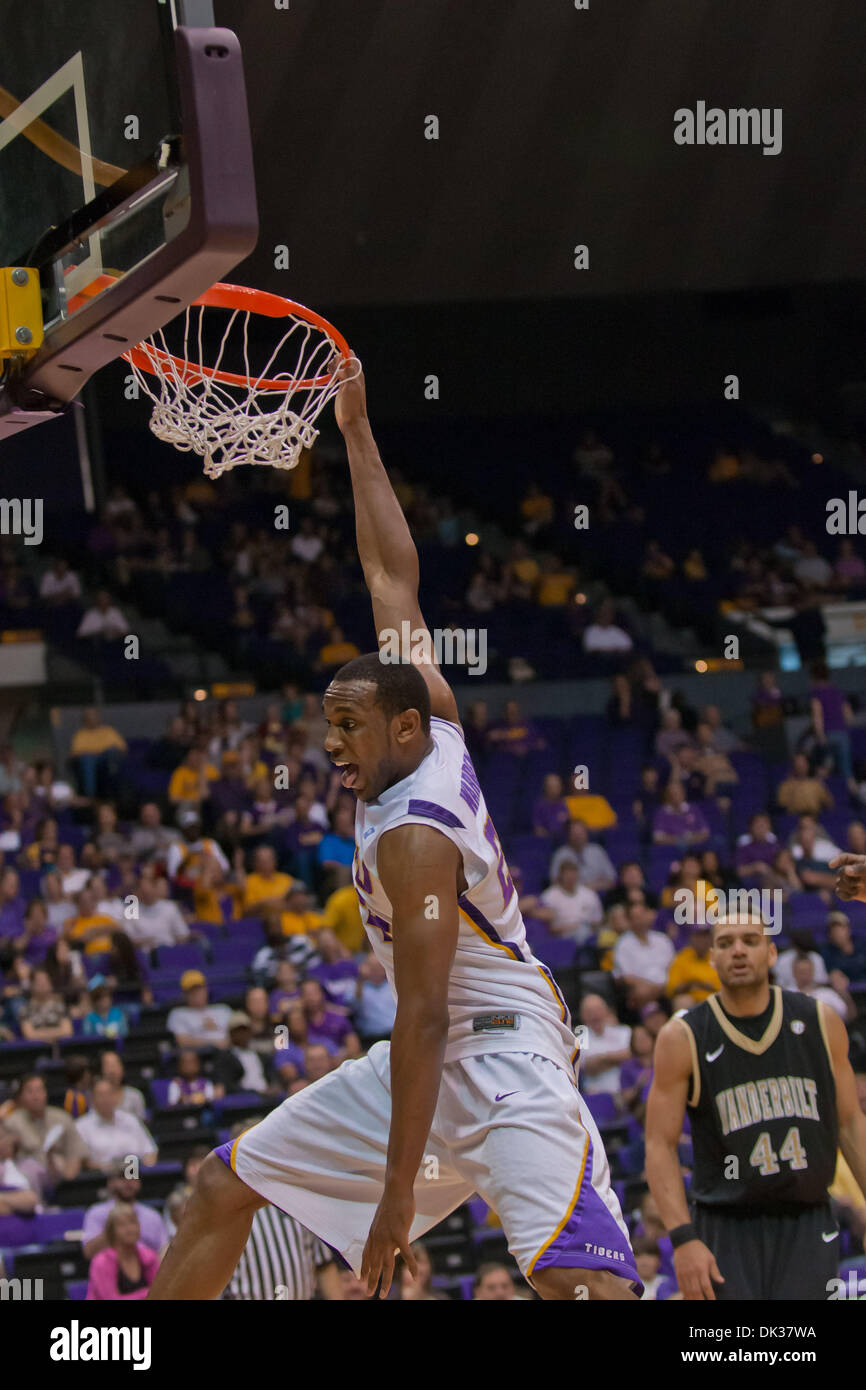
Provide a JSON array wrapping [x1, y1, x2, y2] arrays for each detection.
[[0, 0, 258, 437]]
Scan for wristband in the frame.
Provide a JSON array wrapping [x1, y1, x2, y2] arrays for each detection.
[[668, 1222, 696, 1249]]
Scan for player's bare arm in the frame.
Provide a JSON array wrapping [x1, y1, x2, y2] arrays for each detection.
[[334, 360, 460, 726], [821, 1003, 866, 1210], [645, 1018, 724, 1301], [359, 821, 461, 1298]]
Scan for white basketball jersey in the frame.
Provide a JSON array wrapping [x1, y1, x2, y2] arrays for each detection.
[[352, 717, 578, 1068]]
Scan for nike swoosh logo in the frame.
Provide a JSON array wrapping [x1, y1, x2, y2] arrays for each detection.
[[822, 1230, 839, 1243], [705, 1045, 724, 1062], [494, 1091, 520, 1102]]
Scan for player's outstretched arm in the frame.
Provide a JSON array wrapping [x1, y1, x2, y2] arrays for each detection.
[[821, 1003, 866, 1214], [358, 822, 460, 1298], [334, 360, 460, 725], [645, 1019, 724, 1301]]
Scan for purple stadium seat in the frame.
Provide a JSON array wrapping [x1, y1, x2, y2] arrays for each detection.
[[65, 1279, 90, 1300], [0, 1209, 86, 1247], [583, 1091, 618, 1126], [155, 943, 208, 971]]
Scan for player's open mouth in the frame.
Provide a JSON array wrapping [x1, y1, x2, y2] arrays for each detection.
[[339, 763, 359, 789]]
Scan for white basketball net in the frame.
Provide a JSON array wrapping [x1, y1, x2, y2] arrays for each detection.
[[125, 301, 360, 479]]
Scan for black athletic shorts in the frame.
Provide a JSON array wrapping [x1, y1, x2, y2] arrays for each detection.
[[693, 1202, 840, 1301]]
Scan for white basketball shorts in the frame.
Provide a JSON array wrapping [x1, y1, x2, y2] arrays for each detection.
[[215, 1043, 641, 1292]]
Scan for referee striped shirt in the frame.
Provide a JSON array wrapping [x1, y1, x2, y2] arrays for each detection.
[[227, 1206, 334, 1301]]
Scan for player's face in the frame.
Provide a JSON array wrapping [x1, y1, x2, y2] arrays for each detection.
[[710, 919, 776, 989], [323, 682, 402, 803]]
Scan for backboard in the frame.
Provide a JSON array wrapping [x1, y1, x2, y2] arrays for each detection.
[[0, 0, 258, 439]]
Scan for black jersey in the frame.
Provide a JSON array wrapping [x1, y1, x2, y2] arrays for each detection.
[[679, 987, 838, 1211]]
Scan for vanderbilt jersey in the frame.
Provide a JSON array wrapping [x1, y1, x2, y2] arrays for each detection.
[[679, 987, 838, 1210], [352, 717, 577, 1068]]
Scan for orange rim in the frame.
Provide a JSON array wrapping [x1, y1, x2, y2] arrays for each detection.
[[123, 282, 352, 393]]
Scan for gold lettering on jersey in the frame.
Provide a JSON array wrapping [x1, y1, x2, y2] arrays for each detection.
[[714, 1075, 821, 1136]]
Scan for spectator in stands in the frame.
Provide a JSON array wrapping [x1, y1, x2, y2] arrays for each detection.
[[619, 1024, 655, 1110], [43, 936, 86, 1005], [473, 1262, 521, 1300], [76, 590, 127, 642], [127, 802, 181, 864], [68, 707, 127, 799], [793, 540, 833, 592], [269, 960, 301, 1021], [633, 765, 662, 840], [583, 599, 633, 655], [487, 700, 545, 758], [168, 745, 219, 808], [241, 844, 295, 916], [734, 813, 779, 884], [809, 662, 855, 790], [63, 884, 123, 956], [791, 817, 841, 895], [82, 982, 128, 1040], [532, 773, 571, 840], [18, 966, 74, 1042], [654, 709, 692, 765], [99, 1051, 147, 1121], [0, 744, 25, 796], [76, 1078, 157, 1171], [668, 745, 706, 804], [564, 780, 617, 832], [82, 1167, 168, 1261], [665, 925, 720, 1003], [125, 873, 191, 950], [660, 853, 706, 910], [822, 911, 866, 989], [168, 1049, 218, 1105], [39, 558, 82, 606], [321, 871, 364, 953], [5, 1073, 88, 1185], [462, 700, 490, 768], [633, 1237, 666, 1300], [540, 861, 603, 944], [776, 752, 833, 817], [604, 862, 659, 911], [773, 929, 830, 992], [86, 1204, 160, 1300], [606, 672, 636, 727], [0, 866, 26, 939], [790, 954, 851, 1021], [297, 978, 361, 1059], [549, 820, 616, 893], [577, 994, 632, 1094], [166, 812, 230, 924], [241, 986, 275, 1058], [0, 1120, 42, 1212], [211, 1012, 269, 1094], [167, 969, 233, 1049], [316, 802, 356, 893], [693, 722, 739, 805], [354, 956, 397, 1046], [396, 1241, 449, 1302], [62, 1056, 92, 1118], [613, 902, 675, 1011], [651, 780, 709, 848], [283, 791, 325, 884]]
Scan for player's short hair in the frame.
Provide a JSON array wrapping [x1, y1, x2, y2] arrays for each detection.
[[332, 652, 431, 735]]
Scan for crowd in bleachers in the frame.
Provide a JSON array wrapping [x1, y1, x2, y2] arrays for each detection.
[[0, 654, 865, 1297], [2, 404, 866, 696]]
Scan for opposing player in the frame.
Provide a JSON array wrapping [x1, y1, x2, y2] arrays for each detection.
[[149, 362, 640, 1301], [646, 911, 866, 1300]]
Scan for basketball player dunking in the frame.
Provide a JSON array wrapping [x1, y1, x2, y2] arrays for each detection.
[[149, 362, 640, 1301], [646, 912, 866, 1300]]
